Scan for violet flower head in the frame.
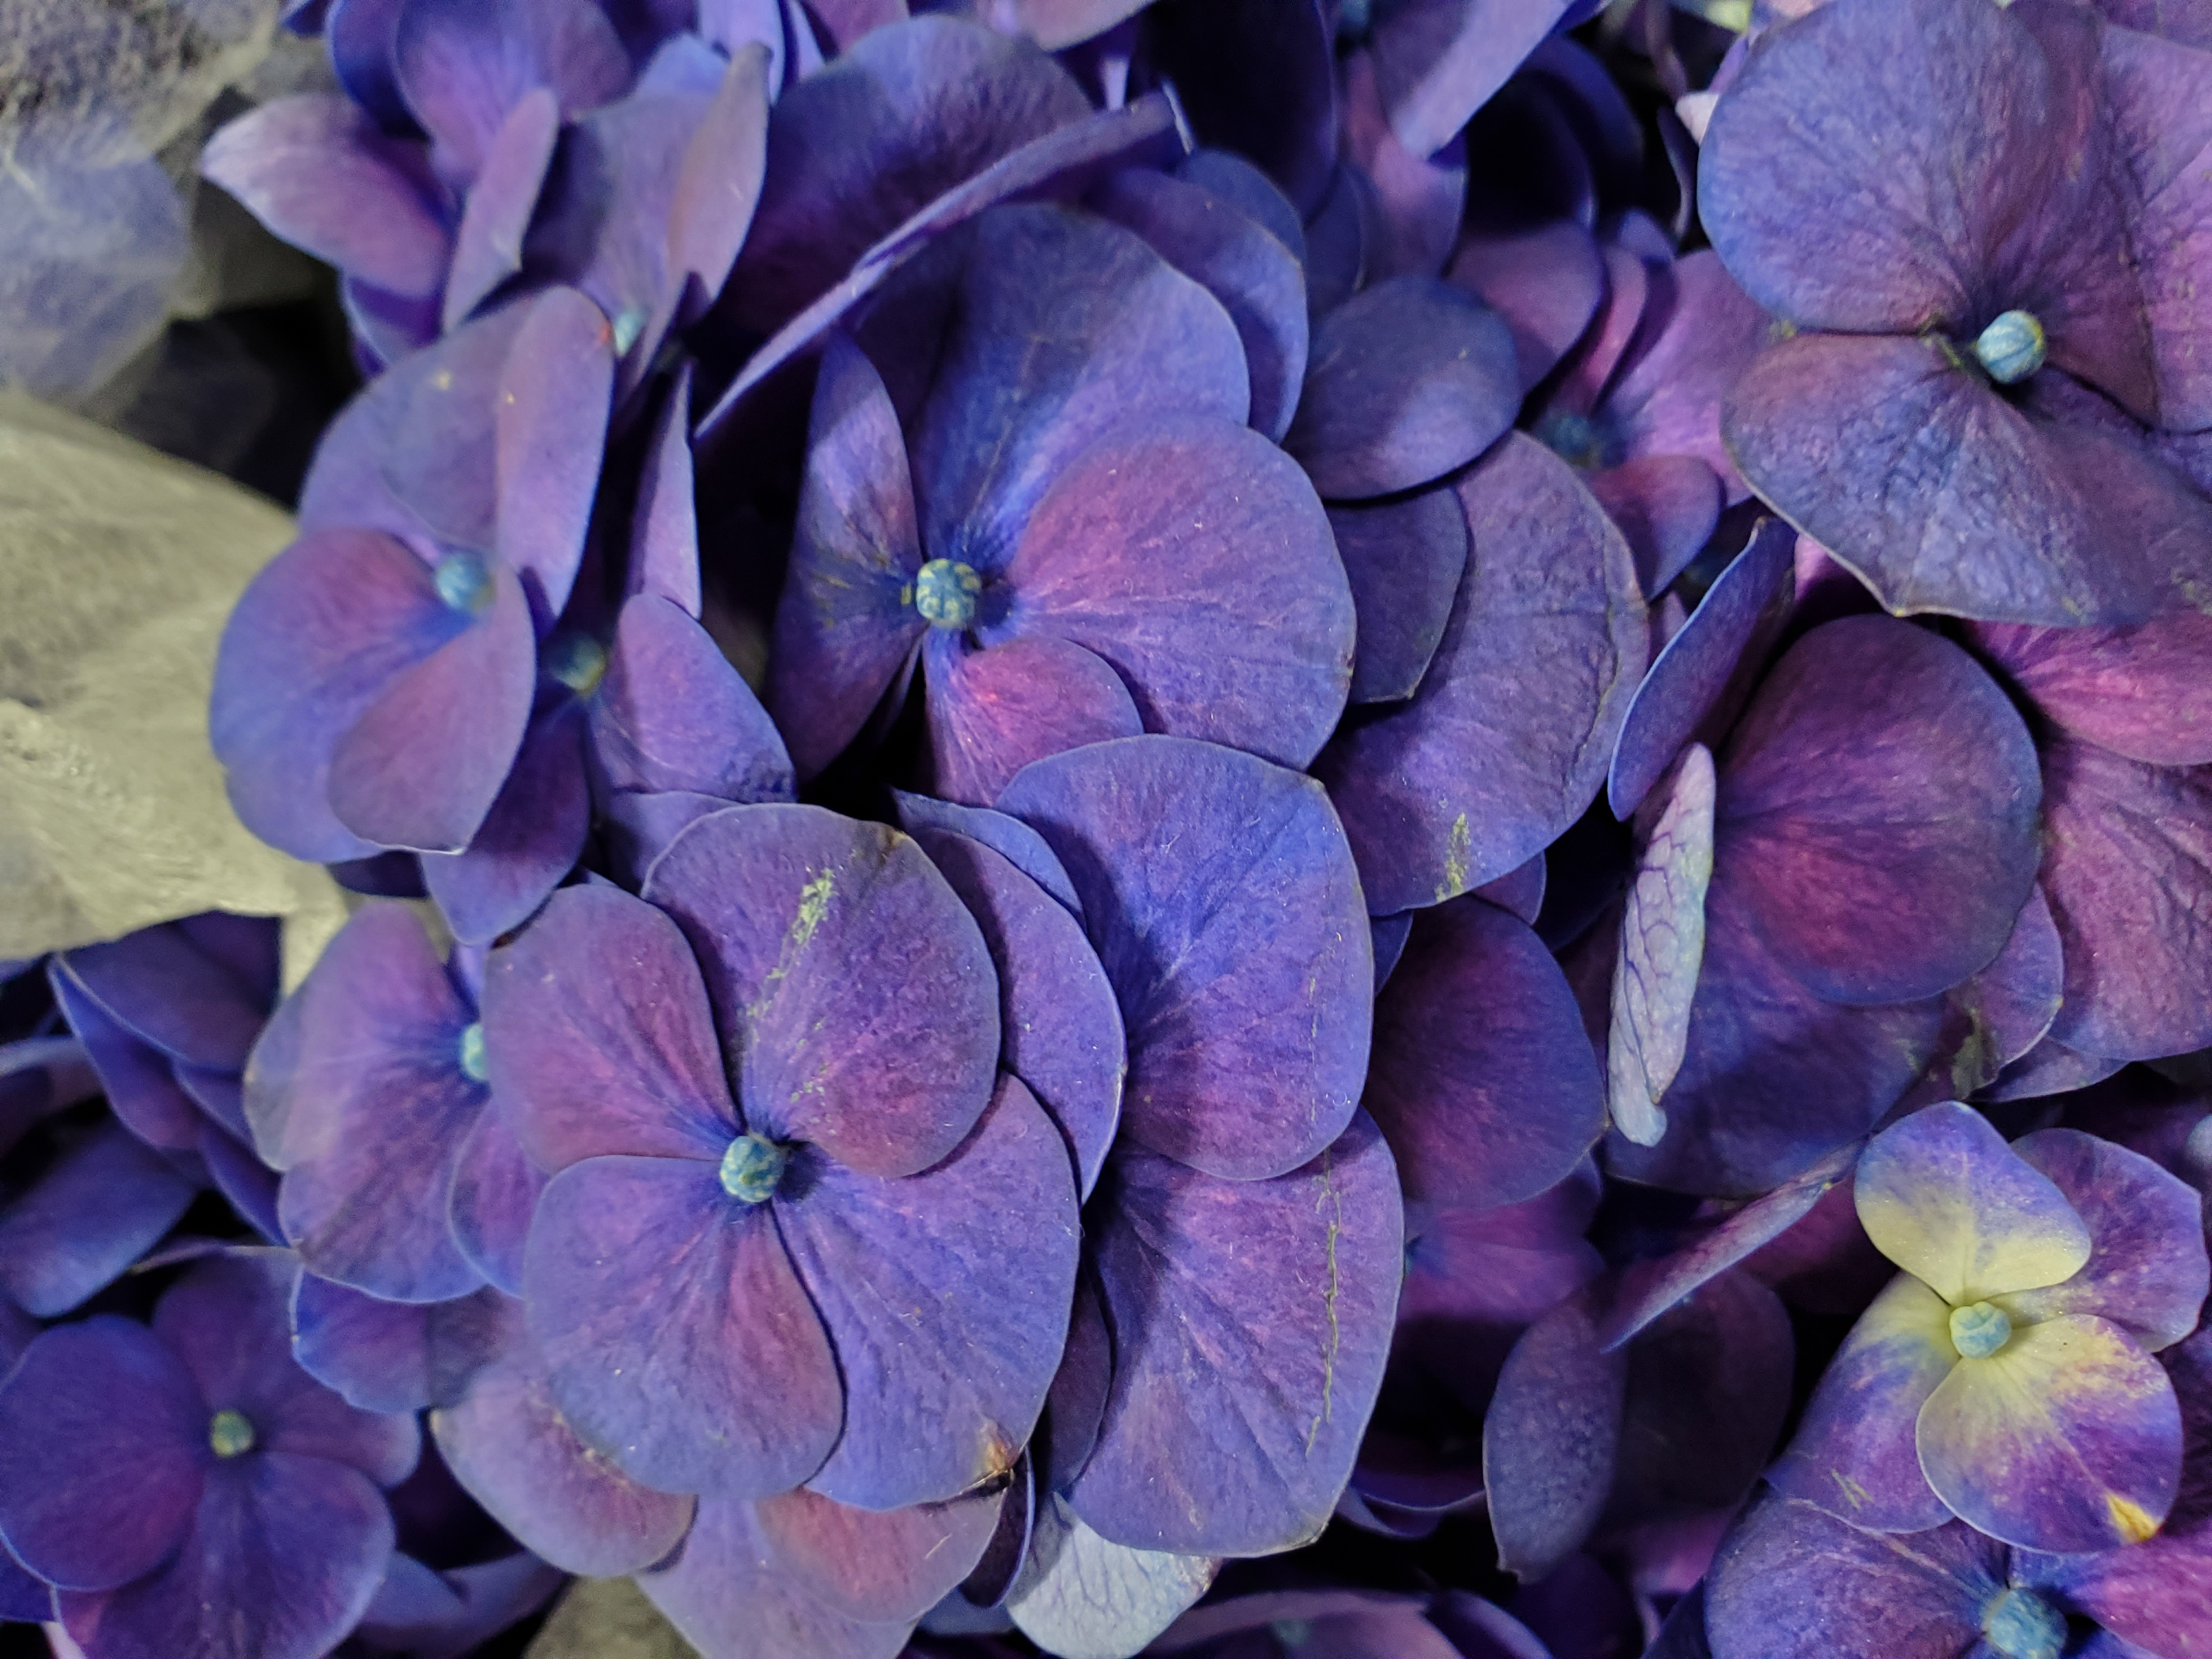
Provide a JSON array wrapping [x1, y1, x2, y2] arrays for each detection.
[[1773, 1103, 2209, 1553], [483, 803, 1077, 1508], [0, 1254, 420, 1659], [1701, 0, 2212, 624]]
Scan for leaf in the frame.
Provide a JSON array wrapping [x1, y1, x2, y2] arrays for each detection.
[[526, 1577, 696, 1659]]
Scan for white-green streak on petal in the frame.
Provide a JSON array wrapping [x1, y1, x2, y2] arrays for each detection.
[[1607, 743, 1716, 1146]]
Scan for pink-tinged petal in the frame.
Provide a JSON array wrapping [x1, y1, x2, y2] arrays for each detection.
[[638, 1499, 910, 1659], [643, 805, 1000, 1177], [905, 828, 1123, 1198], [2039, 740, 2212, 1062], [1001, 417, 1353, 772], [770, 336, 926, 778], [1068, 1113, 1402, 1556], [1970, 614, 2212, 769], [1330, 485, 1470, 706], [393, 0, 630, 178], [1767, 1273, 1955, 1533], [1449, 220, 1607, 394], [924, 635, 1143, 808], [1286, 276, 1520, 500], [210, 528, 472, 865], [1705, 1492, 1999, 1659], [2001, 1129, 2209, 1351], [0, 1318, 205, 1592], [1006, 1492, 1219, 1659], [494, 288, 612, 617], [1919, 883, 2067, 1103], [757, 1486, 1000, 1624], [1318, 435, 1647, 914], [1855, 1103, 2092, 1304], [996, 737, 1371, 1182], [1601, 253, 1771, 499], [1718, 617, 2044, 1007], [1481, 1289, 1627, 1582], [0, 1124, 196, 1318], [782, 1077, 1075, 1510], [201, 96, 450, 297], [421, 711, 589, 946], [443, 88, 560, 329], [2102, 24, 2212, 431], [431, 1296, 694, 1576], [484, 883, 735, 1169], [524, 1155, 841, 1499], [1365, 896, 1605, 1211], [1088, 167, 1310, 443], [448, 1103, 546, 1296], [1588, 456, 1725, 602], [1608, 744, 1716, 1149], [1553, 244, 1651, 419], [327, 562, 537, 855], [1918, 1312, 2182, 1552], [290, 1277, 505, 1415]]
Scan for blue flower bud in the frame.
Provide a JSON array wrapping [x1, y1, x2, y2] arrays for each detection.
[[433, 551, 496, 615], [1533, 408, 1612, 472], [719, 1133, 789, 1204], [913, 558, 982, 628], [1973, 311, 2046, 385], [458, 1022, 488, 1084], [1981, 1588, 2066, 1659], [543, 633, 608, 697], [1950, 1300, 2013, 1359], [208, 1409, 256, 1459]]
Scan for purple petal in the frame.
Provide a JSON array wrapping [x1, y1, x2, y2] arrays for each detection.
[[1342, 56, 1470, 287], [1588, 457, 1725, 602], [757, 1486, 1000, 1624], [46, 975, 202, 1153], [644, 805, 1000, 1177], [1720, 331, 2212, 625], [431, 1295, 694, 1575], [200, 96, 450, 296], [291, 1276, 506, 1415], [1005, 1492, 1220, 1659], [154, 1255, 421, 1487], [780, 1077, 1076, 1510], [1000, 417, 1353, 772], [662, 45, 773, 336], [1705, 1492, 1996, 1659], [1553, 243, 1651, 419], [483, 882, 736, 1171], [906, 827, 1123, 1197], [494, 287, 613, 617], [1317, 436, 1646, 915], [420, 710, 589, 946], [326, 561, 537, 855], [1481, 1289, 1626, 1582], [1765, 1272, 1955, 1533], [57, 1453, 395, 1659], [1717, 616, 2042, 1007], [1600, 252, 1770, 499], [2103, 22, 2212, 430], [915, 204, 1250, 553], [2003, 1128, 2210, 1351], [1369, 0, 1578, 158], [638, 1498, 910, 1659], [1068, 1113, 1402, 1555], [1148, 5, 1337, 219], [997, 737, 1370, 1182], [893, 793, 1082, 916], [629, 365, 703, 615], [1920, 1312, 2182, 1552], [448, 1104, 547, 1295], [1449, 220, 1607, 393], [1919, 881, 2067, 1102], [769, 335, 925, 778], [0, 1123, 196, 1318], [584, 606, 772, 799], [1367, 896, 1604, 1210], [58, 923, 272, 1073], [524, 1155, 841, 1498], [1286, 276, 1519, 500], [393, 0, 630, 178], [924, 634, 1144, 808], [0, 1318, 205, 1592], [1970, 613, 2212, 770], [1607, 744, 1716, 1148], [1330, 486, 1470, 706], [2038, 738, 2212, 1060], [443, 87, 560, 329]]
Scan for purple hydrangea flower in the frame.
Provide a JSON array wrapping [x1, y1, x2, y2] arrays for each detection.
[[0, 1254, 420, 1659]]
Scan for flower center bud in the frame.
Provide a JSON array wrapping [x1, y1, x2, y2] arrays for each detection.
[[913, 559, 981, 628], [1532, 408, 1612, 472], [458, 1022, 488, 1084], [208, 1409, 256, 1458], [1950, 1300, 2013, 1359], [1981, 1587, 2066, 1659], [1269, 1619, 1314, 1648], [1973, 311, 2046, 384], [720, 1133, 788, 1204], [612, 306, 647, 356], [433, 551, 495, 615], [543, 633, 608, 697]]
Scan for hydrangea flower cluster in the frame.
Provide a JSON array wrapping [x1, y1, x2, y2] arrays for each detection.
[[3, 0, 2212, 1657]]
